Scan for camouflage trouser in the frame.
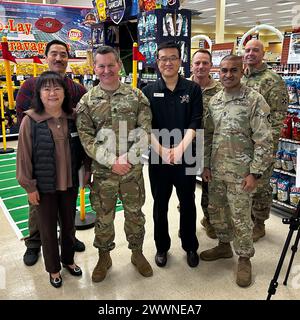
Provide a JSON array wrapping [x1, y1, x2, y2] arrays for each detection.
[[208, 179, 255, 258], [201, 181, 209, 219], [251, 165, 274, 222], [90, 167, 146, 252]]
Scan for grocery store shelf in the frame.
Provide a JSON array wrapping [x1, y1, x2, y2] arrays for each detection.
[[272, 199, 296, 217], [273, 168, 296, 177], [288, 105, 300, 110], [279, 138, 300, 144]]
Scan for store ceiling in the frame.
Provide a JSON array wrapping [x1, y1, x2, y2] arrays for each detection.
[[5, 0, 299, 28], [181, 0, 297, 28]]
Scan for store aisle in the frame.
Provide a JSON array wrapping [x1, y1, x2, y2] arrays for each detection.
[[0, 143, 299, 300]]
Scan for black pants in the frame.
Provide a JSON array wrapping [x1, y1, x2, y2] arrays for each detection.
[[149, 164, 199, 253], [36, 188, 78, 273], [201, 180, 209, 220], [25, 199, 77, 249]]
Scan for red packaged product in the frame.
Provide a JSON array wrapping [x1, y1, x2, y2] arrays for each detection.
[[292, 116, 300, 141], [280, 114, 293, 139]]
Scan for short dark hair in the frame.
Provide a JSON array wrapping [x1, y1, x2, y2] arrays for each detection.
[[220, 54, 243, 68], [93, 45, 121, 62], [157, 41, 181, 58], [192, 49, 212, 63], [45, 40, 69, 57], [32, 71, 72, 114]]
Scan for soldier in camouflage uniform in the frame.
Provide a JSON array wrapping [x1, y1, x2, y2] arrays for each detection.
[[200, 55, 273, 287], [76, 46, 153, 282], [190, 49, 223, 239], [241, 39, 289, 242]]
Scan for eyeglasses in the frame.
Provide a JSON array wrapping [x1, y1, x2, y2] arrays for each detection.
[[157, 56, 180, 63]]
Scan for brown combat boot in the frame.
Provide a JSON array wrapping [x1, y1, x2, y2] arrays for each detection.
[[200, 242, 233, 261], [131, 250, 153, 277], [253, 219, 265, 242], [236, 257, 252, 287], [92, 251, 112, 282], [201, 217, 217, 239]]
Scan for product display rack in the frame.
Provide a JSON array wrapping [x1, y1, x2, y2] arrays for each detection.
[[272, 104, 300, 216], [137, 8, 191, 86]]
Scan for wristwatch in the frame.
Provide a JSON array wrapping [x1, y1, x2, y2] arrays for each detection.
[[251, 173, 262, 180]]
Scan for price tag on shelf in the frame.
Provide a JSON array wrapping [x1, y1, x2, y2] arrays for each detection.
[[297, 70, 300, 75], [17, 75, 24, 81], [284, 69, 289, 75]]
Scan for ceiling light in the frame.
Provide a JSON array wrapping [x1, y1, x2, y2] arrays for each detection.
[[230, 11, 245, 14], [236, 17, 250, 19], [200, 8, 215, 12], [276, 2, 296, 6], [252, 7, 269, 10], [246, 0, 256, 2], [188, 0, 208, 4], [277, 9, 293, 12], [256, 13, 272, 16], [225, 3, 239, 7]]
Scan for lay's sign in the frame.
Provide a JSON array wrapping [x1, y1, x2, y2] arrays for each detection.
[[68, 29, 82, 41]]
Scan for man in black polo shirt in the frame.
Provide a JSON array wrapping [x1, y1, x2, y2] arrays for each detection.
[[142, 41, 203, 268]]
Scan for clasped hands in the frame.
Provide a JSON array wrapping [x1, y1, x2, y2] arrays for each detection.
[[160, 145, 184, 165]]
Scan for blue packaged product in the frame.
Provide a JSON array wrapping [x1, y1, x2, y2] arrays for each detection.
[[274, 149, 283, 169], [270, 172, 280, 199], [281, 150, 294, 171], [277, 177, 290, 203], [289, 184, 300, 207]]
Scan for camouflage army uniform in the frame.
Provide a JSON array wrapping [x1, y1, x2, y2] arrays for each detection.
[[76, 83, 152, 252], [204, 84, 273, 257], [190, 75, 223, 219], [242, 64, 288, 222]]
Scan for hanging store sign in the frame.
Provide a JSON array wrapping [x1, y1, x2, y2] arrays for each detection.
[[0, 1, 92, 59], [107, 0, 126, 24]]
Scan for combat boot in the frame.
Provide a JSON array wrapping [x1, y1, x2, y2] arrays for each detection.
[[201, 217, 217, 239], [131, 250, 153, 277], [200, 242, 233, 261], [236, 257, 252, 287], [253, 219, 265, 242], [92, 251, 112, 282]]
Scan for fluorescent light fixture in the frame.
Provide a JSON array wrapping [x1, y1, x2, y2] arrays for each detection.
[[225, 3, 239, 7], [259, 18, 272, 21], [276, 2, 296, 6], [226, 23, 237, 26], [230, 11, 244, 14], [188, 0, 208, 4], [256, 13, 272, 16], [236, 16, 250, 19], [246, 0, 256, 2], [252, 7, 269, 10], [200, 8, 216, 12], [277, 9, 293, 13], [280, 15, 293, 18]]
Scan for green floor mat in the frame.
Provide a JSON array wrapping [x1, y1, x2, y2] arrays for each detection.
[[0, 152, 123, 239]]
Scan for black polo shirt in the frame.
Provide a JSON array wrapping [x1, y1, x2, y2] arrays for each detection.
[[142, 75, 203, 147]]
